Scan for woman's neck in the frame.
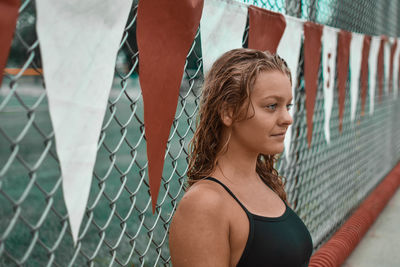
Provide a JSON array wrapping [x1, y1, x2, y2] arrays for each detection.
[[212, 147, 260, 185]]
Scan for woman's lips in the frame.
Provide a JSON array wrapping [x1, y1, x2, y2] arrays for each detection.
[[271, 132, 286, 140], [271, 132, 286, 137]]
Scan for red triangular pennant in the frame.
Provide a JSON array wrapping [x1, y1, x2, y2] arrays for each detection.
[[248, 5, 286, 53], [360, 36, 371, 116], [377, 36, 387, 102], [399, 48, 400, 92], [0, 0, 20, 85], [137, 0, 204, 213], [389, 39, 397, 94], [337, 30, 352, 132], [303, 22, 323, 147]]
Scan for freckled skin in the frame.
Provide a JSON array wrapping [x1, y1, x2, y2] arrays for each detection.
[[169, 71, 293, 267]]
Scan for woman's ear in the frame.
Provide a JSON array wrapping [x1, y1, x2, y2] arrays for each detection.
[[220, 106, 233, 127]]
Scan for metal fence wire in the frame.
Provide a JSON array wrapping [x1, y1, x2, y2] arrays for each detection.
[[1, 0, 400, 266]]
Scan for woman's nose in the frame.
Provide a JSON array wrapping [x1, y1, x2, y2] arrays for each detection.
[[279, 108, 293, 126]]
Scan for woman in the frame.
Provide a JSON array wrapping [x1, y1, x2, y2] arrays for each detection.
[[169, 48, 313, 267]]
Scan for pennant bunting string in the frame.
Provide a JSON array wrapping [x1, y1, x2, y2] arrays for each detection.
[[30, 2, 400, 240]]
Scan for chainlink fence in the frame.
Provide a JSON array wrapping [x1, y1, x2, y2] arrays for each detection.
[[1, 0, 400, 266]]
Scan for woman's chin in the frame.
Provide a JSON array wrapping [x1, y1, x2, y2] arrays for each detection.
[[261, 145, 285, 155]]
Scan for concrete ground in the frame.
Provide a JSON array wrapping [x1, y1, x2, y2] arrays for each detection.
[[342, 188, 400, 267]]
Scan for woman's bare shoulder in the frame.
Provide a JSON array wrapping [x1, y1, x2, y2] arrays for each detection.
[[169, 180, 231, 266], [176, 180, 228, 217]]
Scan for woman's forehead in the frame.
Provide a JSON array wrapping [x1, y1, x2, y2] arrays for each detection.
[[251, 71, 292, 100]]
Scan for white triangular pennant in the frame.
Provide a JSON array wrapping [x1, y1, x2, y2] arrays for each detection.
[[349, 32, 364, 122], [384, 38, 392, 95], [36, 0, 132, 244], [322, 26, 338, 144], [277, 15, 304, 162], [393, 38, 400, 99], [368, 36, 381, 115], [200, 0, 247, 74]]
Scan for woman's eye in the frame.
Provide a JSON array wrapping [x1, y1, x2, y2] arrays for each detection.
[[287, 104, 293, 111], [266, 104, 277, 111]]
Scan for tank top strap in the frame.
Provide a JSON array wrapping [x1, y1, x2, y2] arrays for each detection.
[[204, 177, 251, 215]]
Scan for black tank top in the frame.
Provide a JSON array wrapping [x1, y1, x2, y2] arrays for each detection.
[[205, 177, 313, 267]]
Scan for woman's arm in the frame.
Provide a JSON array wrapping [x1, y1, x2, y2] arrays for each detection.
[[169, 185, 231, 267]]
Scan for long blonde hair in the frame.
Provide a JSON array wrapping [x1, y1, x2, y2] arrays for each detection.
[[187, 48, 292, 202]]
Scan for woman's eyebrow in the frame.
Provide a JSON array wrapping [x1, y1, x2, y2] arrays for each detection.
[[262, 95, 293, 102]]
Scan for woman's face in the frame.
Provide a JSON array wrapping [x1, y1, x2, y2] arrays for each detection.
[[230, 70, 293, 156]]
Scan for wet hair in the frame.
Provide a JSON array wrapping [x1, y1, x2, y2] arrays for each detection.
[[186, 48, 292, 202]]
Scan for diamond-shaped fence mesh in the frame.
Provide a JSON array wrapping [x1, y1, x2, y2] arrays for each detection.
[[1, 0, 400, 266]]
